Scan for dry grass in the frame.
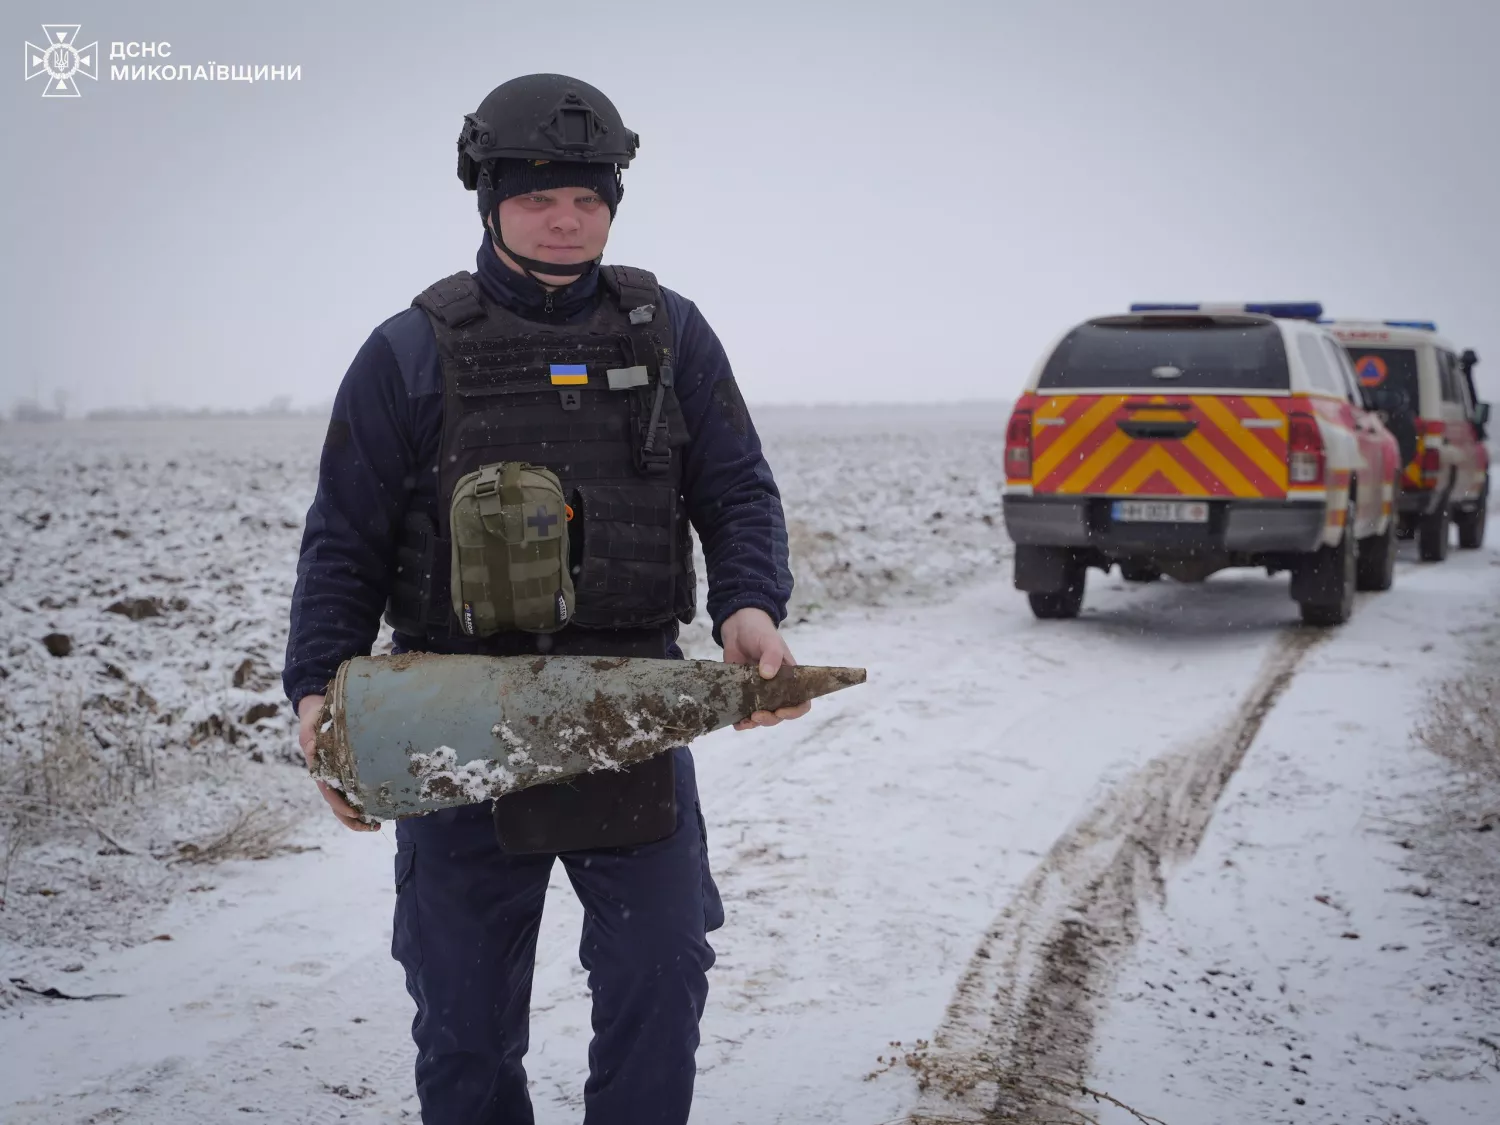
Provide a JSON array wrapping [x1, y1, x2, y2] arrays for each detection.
[[1414, 629, 1500, 788], [0, 689, 307, 907], [30, 688, 159, 808], [0, 689, 161, 902], [171, 803, 307, 865], [869, 1040, 1169, 1125], [1401, 625, 1500, 1091]]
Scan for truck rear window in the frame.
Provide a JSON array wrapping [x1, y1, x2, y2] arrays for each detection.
[[1343, 346, 1421, 465], [1039, 321, 1290, 391]]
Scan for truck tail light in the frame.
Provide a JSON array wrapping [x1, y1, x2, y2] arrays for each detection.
[[1287, 412, 1325, 486], [1420, 444, 1442, 487], [1005, 410, 1033, 481]]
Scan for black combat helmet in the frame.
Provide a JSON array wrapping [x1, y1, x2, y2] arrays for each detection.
[[458, 73, 638, 183], [459, 74, 638, 283]]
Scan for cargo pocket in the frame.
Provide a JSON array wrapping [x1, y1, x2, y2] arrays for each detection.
[[697, 802, 726, 934], [674, 507, 698, 625], [570, 483, 679, 628], [391, 842, 424, 973]]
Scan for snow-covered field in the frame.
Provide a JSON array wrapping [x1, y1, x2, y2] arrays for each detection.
[[1, 409, 1496, 1125], [0, 406, 1010, 972]]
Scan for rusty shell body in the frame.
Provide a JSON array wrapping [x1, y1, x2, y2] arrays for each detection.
[[312, 653, 865, 820]]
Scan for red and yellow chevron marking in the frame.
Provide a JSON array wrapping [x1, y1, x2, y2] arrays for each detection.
[[1024, 393, 1289, 498], [1401, 435, 1426, 490]]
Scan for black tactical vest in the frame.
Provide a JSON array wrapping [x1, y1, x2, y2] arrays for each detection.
[[385, 264, 696, 855], [385, 265, 696, 641]]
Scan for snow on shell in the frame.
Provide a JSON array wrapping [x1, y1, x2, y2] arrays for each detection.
[[408, 745, 515, 804]]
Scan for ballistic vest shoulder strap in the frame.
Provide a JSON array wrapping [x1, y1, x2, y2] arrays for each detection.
[[599, 265, 662, 322], [413, 272, 486, 328]]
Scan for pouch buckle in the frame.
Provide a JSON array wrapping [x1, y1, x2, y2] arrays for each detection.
[[635, 423, 673, 475], [634, 365, 674, 475]]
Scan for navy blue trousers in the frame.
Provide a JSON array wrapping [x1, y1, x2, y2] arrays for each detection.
[[392, 747, 724, 1125]]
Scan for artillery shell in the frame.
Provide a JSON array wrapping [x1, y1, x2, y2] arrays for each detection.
[[312, 653, 865, 820]]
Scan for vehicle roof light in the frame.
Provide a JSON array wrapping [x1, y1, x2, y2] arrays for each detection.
[[1129, 301, 1324, 320], [1383, 319, 1437, 331], [1243, 302, 1323, 320]]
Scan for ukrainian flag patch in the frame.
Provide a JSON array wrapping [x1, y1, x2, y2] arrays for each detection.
[[549, 364, 588, 386]]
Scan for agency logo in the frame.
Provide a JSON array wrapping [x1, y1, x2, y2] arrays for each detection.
[[1355, 354, 1389, 389], [24, 25, 98, 98]]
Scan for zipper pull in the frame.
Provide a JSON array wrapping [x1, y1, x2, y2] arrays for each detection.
[[544, 290, 554, 314]]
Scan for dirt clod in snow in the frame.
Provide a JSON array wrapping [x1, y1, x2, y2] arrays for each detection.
[[242, 702, 279, 725], [106, 597, 164, 621]]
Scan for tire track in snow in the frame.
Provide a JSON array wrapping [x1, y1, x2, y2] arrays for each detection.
[[910, 625, 1327, 1122]]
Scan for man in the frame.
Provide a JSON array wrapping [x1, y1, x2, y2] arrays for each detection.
[[282, 73, 807, 1124]]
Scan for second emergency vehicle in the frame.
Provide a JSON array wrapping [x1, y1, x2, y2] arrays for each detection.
[[1325, 320, 1489, 560], [1003, 303, 1401, 626]]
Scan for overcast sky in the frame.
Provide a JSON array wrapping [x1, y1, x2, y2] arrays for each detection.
[[4, 0, 1497, 414]]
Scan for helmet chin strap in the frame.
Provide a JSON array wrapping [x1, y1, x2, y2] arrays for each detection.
[[487, 211, 598, 287]]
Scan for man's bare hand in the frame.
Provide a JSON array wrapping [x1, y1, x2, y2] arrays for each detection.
[[297, 694, 380, 832], [720, 607, 812, 731]]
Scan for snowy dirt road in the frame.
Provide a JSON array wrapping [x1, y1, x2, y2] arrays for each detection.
[[2, 415, 1497, 1125], [10, 539, 1488, 1124]]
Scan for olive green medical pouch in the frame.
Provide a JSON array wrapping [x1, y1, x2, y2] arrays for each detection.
[[449, 462, 575, 636]]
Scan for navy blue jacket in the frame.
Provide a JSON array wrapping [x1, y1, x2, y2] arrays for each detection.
[[282, 239, 793, 710]]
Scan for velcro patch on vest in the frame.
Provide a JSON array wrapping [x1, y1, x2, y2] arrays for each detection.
[[549, 364, 589, 386], [524, 501, 564, 542], [606, 365, 650, 391]]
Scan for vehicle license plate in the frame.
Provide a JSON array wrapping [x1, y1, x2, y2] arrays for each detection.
[[1112, 500, 1209, 523]]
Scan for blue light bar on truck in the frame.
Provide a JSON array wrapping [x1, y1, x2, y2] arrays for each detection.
[[1245, 302, 1323, 319], [1129, 302, 1324, 320]]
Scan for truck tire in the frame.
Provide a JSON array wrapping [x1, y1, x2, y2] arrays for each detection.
[[1029, 583, 1085, 619], [1456, 486, 1488, 549], [1014, 546, 1086, 620], [1118, 561, 1161, 583], [1418, 503, 1451, 562], [1356, 484, 1398, 592], [1297, 520, 1356, 627]]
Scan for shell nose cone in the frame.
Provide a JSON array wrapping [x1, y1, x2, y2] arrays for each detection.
[[804, 664, 866, 692], [745, 664, 867, 713]]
